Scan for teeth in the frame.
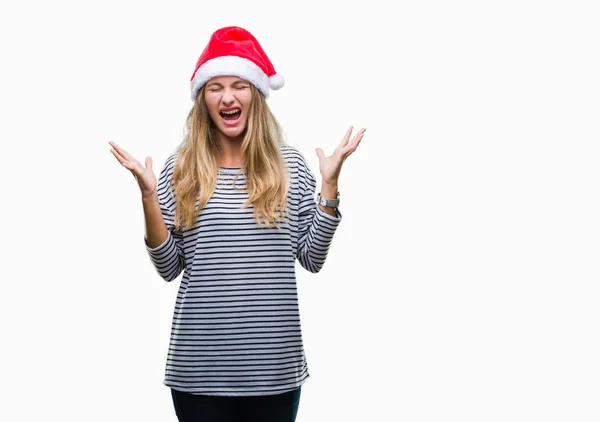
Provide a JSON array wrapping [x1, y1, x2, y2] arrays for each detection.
[[221, 109, 240, 114]]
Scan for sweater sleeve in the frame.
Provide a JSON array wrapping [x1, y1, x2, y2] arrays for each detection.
[[144, 154, 186, 282], [296, 153, 342, 273]]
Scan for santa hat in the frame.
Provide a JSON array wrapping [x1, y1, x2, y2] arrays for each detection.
[[190, 26, 284, 101]]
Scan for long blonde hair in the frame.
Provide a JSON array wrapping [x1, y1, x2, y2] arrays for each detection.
[[170, 84, 289, 231]]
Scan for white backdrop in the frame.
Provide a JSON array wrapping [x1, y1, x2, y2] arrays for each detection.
[[1, 0, 599, 421]]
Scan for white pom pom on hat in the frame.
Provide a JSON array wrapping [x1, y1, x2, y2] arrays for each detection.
[[190, 26, 285, 101], [269, 73, 285, 90]]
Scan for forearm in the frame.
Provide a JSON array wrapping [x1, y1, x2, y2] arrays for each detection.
[[318, 180, 338, 216], [298, 178, 342, 272], [142, 193, 169, 248]]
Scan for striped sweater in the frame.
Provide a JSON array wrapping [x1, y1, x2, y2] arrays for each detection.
[[144, 143, 342, 396]]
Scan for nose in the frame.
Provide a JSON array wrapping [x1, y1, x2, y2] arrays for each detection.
[[220, 87, 236, 105]]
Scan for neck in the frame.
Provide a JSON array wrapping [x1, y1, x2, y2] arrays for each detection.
[[217, 132, 244, 167]]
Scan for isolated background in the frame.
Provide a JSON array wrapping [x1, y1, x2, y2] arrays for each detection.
[[1, 0, 599, 421]]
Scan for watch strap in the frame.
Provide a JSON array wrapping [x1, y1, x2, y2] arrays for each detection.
[[317, 191, 340, 208]]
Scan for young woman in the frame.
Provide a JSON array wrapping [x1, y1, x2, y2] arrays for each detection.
[[109, 26, 365, 422]]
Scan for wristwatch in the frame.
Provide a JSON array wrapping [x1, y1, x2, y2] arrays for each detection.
[[317, 191, 340, 208]]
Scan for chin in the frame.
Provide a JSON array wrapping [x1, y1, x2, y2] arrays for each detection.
[[220, 123, 247, 139]]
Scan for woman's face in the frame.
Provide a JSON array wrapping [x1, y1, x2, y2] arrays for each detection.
[[204, 76, 253, 142]]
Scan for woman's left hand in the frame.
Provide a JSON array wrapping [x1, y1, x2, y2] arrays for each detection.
[[316, 126, 366, 185]]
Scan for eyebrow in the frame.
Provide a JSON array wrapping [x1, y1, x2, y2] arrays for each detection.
[[206, 80, 249, 88]]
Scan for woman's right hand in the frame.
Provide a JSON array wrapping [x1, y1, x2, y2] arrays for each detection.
[[109, 141, 157, 198]]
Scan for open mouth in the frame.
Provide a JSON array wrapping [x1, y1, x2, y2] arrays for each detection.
[[220, 108, 242, 126]]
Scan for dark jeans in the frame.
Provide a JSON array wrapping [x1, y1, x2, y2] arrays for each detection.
[[170, 386, 301, 422]]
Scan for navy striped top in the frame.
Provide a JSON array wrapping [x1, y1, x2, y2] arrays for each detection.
[[144, 143, 342, 396]]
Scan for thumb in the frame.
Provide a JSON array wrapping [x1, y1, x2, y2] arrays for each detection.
[[315, 148, 325, 161], [145, 156, 153, 170]]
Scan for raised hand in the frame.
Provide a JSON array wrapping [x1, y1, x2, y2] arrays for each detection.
[[315, 126, 365, 185], [109, 141, 158, 198]]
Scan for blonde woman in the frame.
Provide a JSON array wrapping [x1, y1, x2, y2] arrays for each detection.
[[109, 26, 365, 422]]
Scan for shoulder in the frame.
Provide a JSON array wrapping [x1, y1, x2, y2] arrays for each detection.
[[279, 143, 316, 191], [164, 151, 179, 170], [165, 151, 179, 167], [279, 143, 310, 171], [158, 151, 179, 181]]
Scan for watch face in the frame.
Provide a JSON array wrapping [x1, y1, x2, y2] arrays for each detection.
[[317, 193, 339, 207]]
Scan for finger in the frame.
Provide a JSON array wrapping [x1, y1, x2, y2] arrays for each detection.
[[341, 132, 364, 159], [109, 140, 126, 155], [110, 148, 127, 165], [342, 147, 357, 162], [348, 137, 363, 155], [110, 148, 134, 170], [126, 162, 139, 179], [338, 126, 353, 149], [349, 128, 366, 145], [110, 148, 138, 177], [342, 128, 365, 154], [109, 145, 128, 164], [315, 148, 325, 161], [109, 141, 123, 157], [109, 141, 133, 161]]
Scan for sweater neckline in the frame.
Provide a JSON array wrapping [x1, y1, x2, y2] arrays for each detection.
[[218, 166, 243, 173]]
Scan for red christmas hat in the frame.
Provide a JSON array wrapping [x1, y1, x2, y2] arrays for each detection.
[[190, 26, 284, 101]]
